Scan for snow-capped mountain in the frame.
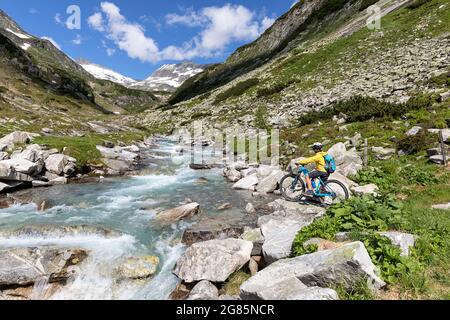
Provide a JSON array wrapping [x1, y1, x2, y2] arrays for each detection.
[[78, 60, 137, 87], [130, 62, 204, 92]]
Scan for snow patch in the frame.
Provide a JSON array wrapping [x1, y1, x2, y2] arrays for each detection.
[[20, 43, 31, 51], [6, 28, 31, 39]]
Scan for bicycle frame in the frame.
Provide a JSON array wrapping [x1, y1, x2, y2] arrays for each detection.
[[295, 166, 335, 198]]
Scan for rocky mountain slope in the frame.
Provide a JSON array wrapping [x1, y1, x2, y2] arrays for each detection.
[[144, 0, 449, 132], [0, 9, 158, 135], [130, 62, 205, 93]]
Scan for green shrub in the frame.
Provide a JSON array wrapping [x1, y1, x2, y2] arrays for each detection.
[[396, 131, 435, 155], [191, 111, 212, 120], [256, 80, 296, 98], [254, 105, 270, 129], [214, 78, 260, 104], [429, 71, 450, 87], [292, 195, 411, 283], [298, 95, 438, 126]]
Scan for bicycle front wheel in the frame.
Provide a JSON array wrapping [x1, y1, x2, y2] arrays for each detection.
[[322, 180, 350, 203], [280, 174, 306, 201]]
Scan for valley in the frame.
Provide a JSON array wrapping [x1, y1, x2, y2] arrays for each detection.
[[0, 0, 449, 301]]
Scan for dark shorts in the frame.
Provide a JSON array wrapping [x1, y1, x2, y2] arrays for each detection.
[[309, 170, 329, 181]]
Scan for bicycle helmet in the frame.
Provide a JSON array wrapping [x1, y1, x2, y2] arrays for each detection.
[[312, 142, 323, 151]]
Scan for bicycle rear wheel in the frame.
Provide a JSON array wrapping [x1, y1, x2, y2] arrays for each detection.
[[280, 174, 306, 201], [322, 180, 350, 203]]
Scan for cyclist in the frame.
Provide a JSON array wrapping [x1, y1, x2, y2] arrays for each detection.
[[296, 142, 329, 196]]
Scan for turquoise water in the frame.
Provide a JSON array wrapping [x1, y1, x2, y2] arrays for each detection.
[[0, 139, 259, 300]]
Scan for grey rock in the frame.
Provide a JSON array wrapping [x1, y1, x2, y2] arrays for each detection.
[[102, 158, 132, 173], [45, 154, 76, 175], [115, 256, 159, 280], [245, 203, 257, 214], [429, 155, 449, 165], [188, 280, 219, 300], [379, 231, 415, 257], [406, 126, 422, 136], [0, 131, 34, 148], [337, 162, 363, 177], [173, 239, 253, 283], [240, 242, 385, 300], [49, 177, 68, 185], [32, 180, 51, 188], [0, 181, 10, 193], [256, 170, 285, 193], [439, 91, 450, 102], [260, 218, 306, 264], [0, 247, 87, 287], [241, 168, 257, 177], [0, 159, 38, 175], [156, 203, 200, 222], [351, 184, 379, 196], [241, 227, 265, 256], [372, 147, 396, 160], [224, 168, 242, 182], [432, 202, 450, 210], [0, 152, 8, 161], [0, 161, 34, 182], [232, 174, 259, 191]]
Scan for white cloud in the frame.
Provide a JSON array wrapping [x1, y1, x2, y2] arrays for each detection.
[[88, 12, 105, 32], [29, 8, 38, 15], [88, 2, 274, 62], [72, 34, 83, 45], [41, 36, 61, 50]]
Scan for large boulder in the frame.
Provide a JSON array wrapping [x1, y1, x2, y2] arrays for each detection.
[[337, 162, 363, 177], [256, 170, 285, 194], [173, 239, 253, 283], [232, 174, 259, 191], [96, 145, 139, 162], [44, 154, 76, 176], [0, 131, 34, 148], [187, 280, 219, 300], [224, 168, 242, 183], [327, 143, 347, 159], [11, 144, 43, 163], [329, 172, 358, 191], [327, 142, 362, 166], [115, 256, 160, 280], [182, 215, 257, 245], [240, 242, 385, 300], [155, 203, 200, 222], [255, 277, 339, 300], [260, 218, 306, 264], [0, 247, 87, 288], [266, 200, 326, 223], [0, 161, 34, 182], [0, 159, 38, 175]]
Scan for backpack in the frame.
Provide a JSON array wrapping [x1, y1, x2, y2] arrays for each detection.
[[323, 154, 336, 174]]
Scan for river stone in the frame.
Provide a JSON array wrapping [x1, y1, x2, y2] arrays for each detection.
[[266, 200, 326, 222], [241, 227, 265, 256], [156, 203, 200, 222], [257, 165, 280, 178], [224, 168, 242, 182], [351, 184, 379, 196], [379, 232, 415, 257], [11, 144, 43, 163], [0, 131, 33, 147], [232, 174, 259, 191], [49, 177, 68, 185], [187, 280, 219, 300], [0, 225, 122, 239], [217, 203, 232, 210], [327, 143, 347, 159], [256, 170, 285, 193], [245, 203, 257, 214], [32, 180, 51, 188], [241, 168, 257, 177], [0, 159, 38, 175], [239, 242, 385, 300], [0, 161, 34, 182], [0, 247, 87, 288], [182, 215, 257, 245], [173, 239, 253, 283], [116, 256, 160, 280], [45, 154, 74, 175], [96, 146, 139, 162], [260, 218, 307, 264], [102, 159, 132, 173]]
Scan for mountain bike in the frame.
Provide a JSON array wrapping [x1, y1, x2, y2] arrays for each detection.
[[280, 166, 349, 204]]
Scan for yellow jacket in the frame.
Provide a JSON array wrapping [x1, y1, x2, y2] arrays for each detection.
[[297, 152, 328, 173]]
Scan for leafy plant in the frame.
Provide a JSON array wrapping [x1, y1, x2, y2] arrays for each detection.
[[396, 131, 435, 155], [254, 105, 270, 129]]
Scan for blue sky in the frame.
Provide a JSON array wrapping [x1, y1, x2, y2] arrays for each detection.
[[1, 1, 297, 80]]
